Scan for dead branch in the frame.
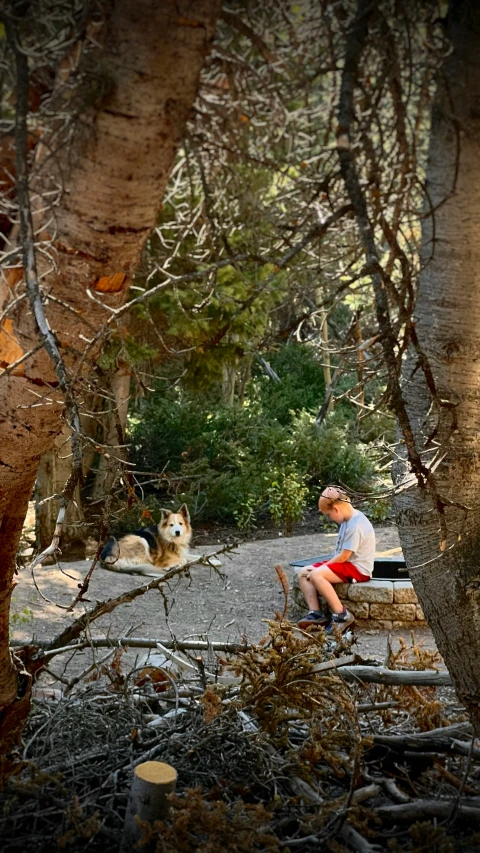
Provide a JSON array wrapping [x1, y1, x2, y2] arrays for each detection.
[[336, 0, 429, 488], [338, 822, 383, 853], [339, 665, 451, 686], [376, 799, 480, 823], [31, 543, 239, 662], [373, 722, 480, 760], [12, 636, 250, 658]]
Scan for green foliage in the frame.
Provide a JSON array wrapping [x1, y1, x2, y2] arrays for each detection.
[[287, 410, 375, 489], [266, 468, 309, 535], [363, 496, 391, 524], [10, 600, 34, 630], [127, 343, 384, 530], [252, 343, 326, 424], [144, 261, 287, 394]]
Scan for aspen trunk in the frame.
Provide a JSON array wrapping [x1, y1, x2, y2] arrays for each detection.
[[0, 0, 220, 766], [320, 312, 334, 416], [90, 363, 132, 502], [35, 364, 131, 552], [393, 0, 480, 730], [35, 425, 88, 555], [222, 362, 236, 406]]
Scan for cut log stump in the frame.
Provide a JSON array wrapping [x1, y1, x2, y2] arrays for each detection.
[[120, 761, 177, 852]]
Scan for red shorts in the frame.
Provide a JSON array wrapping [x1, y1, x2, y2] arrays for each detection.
[[311, 560, 370, 584]]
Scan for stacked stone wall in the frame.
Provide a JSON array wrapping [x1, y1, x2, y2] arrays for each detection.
[[292, 575, 427, 629], [336, 580, 426, 629]]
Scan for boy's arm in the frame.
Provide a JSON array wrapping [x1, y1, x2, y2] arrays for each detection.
[[304, 549, 353, 574], [325, 549, 353, 565]]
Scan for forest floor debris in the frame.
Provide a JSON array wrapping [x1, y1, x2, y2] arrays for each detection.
[[2, 621, 480, 852]]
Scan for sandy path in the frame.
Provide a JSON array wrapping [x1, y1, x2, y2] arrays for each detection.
[[11, 526, 439, 668]]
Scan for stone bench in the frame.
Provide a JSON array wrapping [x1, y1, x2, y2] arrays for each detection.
[[290, 553, 426, 629], [335, 580, 426, 629]]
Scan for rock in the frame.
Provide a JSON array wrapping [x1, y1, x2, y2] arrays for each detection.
[[370, 603, 417, 621], [19, 546, 34, 557], [345, 601, 369, 619], [348, 580, 394, 604], [393, 581, 418, 604]]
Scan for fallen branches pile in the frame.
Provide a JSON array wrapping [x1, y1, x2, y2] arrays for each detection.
[[2, 625, 480, 852]]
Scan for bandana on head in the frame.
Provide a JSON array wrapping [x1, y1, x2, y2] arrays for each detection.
[[320, 486, 350, 502]]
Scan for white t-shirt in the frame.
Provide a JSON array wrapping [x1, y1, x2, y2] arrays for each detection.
[[334, 509, 375, 577]]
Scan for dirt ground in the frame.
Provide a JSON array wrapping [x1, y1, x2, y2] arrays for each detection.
[[11, 525, 441, 670]]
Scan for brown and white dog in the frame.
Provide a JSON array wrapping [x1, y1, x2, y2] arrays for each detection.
[[101, 505, 193, 577]]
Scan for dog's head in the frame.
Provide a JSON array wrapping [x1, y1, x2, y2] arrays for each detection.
[[158, 504, 192, 544]]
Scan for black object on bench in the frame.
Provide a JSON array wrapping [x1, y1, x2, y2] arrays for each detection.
[[289, 554, 407, 580]]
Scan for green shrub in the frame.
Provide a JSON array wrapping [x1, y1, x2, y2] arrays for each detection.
[[10, 600, 34, 632], [288, 410, 376, 492], [126, 344, 386, 529], [266, 468, 309, 536], [251, 342, 326, 425]]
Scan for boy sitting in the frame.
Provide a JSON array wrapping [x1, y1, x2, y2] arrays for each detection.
[[297, 485, 375, 633]]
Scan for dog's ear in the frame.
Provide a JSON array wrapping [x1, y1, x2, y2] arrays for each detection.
[[159, 508, 171, 523], [179, 503, 190, 523]]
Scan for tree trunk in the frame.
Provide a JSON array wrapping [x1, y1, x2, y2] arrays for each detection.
[[393, 0, 480, 729], [320, 312, 334, 416], [35, 362, 133, 557], [0, 0, 220, 767], [222, 361, 236, 405], [89, 363, 132, 504], [35, 424, 88, 555]]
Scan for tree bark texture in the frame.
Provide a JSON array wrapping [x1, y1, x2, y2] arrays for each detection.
[[35, 424, 90, 554], [35, 363, 132, 552], [0, 0, 220, 759], [393, 0, 480, 729]]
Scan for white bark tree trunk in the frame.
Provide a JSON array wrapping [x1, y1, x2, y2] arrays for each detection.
[[89, 363, 132, 504], [393, 0, 480, 729], [35, 362, 133, 556], [0, 0, 220, 760], [35, 424, 88, 555]]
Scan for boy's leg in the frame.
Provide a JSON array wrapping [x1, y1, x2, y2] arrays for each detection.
[[297, 565, 322, 611], [309, 565, 346, 615], [298, 564, 357, 632], [296, 563, 332, 628], [308, 565, 356, 634]]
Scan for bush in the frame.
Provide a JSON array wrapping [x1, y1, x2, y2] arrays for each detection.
[[126, 344, 386, 530], [266, 468, 309, 536], [251, 342, 326, 425]]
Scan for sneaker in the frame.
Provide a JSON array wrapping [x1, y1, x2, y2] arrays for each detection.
[[324, 608, 355, 635], [298, 610, 330, 629]]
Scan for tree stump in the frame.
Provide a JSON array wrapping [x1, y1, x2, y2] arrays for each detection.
[[120, 761, 177, 852]]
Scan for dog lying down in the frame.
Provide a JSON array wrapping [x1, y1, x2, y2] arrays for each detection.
[[100, 504, 221, 577]]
